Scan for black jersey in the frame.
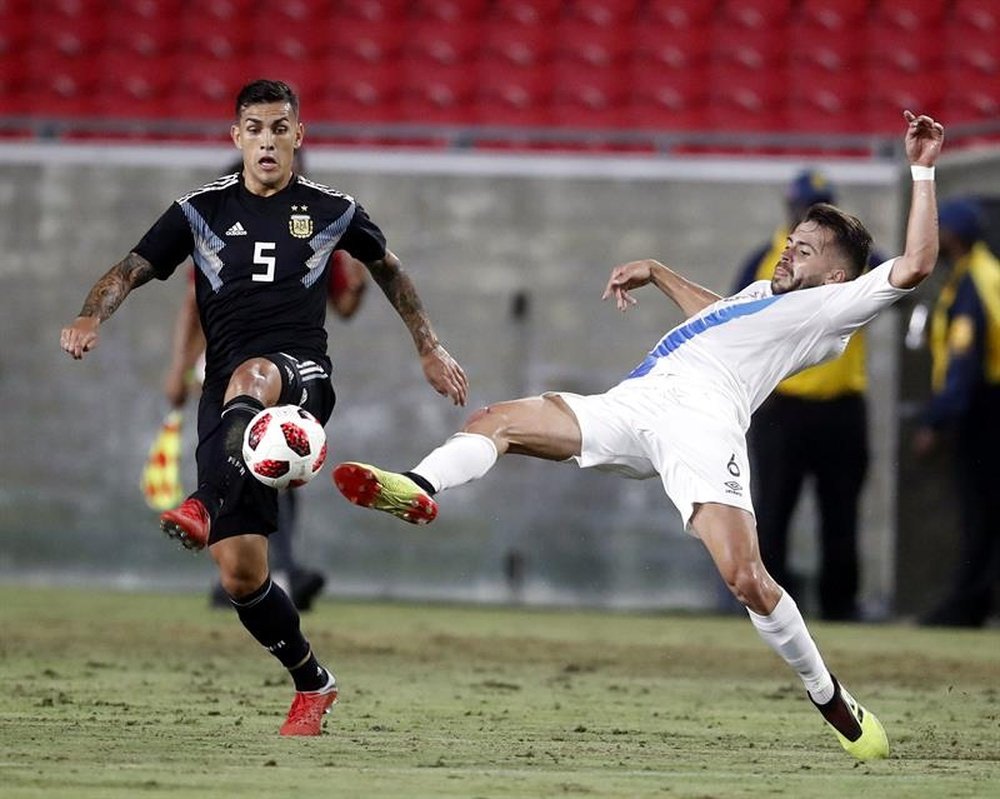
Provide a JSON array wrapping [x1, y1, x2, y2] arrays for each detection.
[[133, 172, 386, 391]]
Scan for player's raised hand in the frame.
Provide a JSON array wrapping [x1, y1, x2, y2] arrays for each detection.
[[60, 316, 100, 360], [903, 110, 944, 167], [421, 343, 469, 406], [602, 259, 660, 312]]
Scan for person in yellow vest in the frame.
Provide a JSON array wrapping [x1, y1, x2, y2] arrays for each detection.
[[732, 170, 884, 621], [913, 197, 1000, 627]]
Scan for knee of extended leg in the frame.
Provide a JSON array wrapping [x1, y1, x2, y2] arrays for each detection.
[[725, 564, 770, 607], [464, 404, 505, 431], [219, 571, 266, 600]]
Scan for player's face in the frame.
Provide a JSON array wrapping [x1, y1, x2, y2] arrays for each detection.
[[231, 101, 304, 197], [771, 220, 848, 295]]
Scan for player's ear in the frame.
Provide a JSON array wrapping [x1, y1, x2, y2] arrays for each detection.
[[231, 123, 241, 149], [825, 268, 847, 284], [294, 122, 304, 149]]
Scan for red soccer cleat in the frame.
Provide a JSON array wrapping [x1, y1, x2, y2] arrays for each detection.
[[280, 674, 339, 736], [159, 497, 211, 551]]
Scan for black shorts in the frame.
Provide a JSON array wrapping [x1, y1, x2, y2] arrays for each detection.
[[197, 352, 336, 543]]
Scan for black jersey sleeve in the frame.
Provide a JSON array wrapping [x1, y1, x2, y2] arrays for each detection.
[[132, 202, 195, 280], [336, 202, 388, 264]]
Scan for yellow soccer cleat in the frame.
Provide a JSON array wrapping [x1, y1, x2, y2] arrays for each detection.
[[813, 676, 889, 761], [332, 462, 438, 525]]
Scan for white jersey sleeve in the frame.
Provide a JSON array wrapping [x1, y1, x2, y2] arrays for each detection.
[[819, 258, 912, 335]]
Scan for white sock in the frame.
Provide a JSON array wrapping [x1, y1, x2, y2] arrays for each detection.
[[411, 432, 498, 493], [747, 592, 835, 704]]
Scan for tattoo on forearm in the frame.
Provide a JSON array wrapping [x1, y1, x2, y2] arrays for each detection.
[[368, 256, 439, 355], [79, 252, 155, 320]]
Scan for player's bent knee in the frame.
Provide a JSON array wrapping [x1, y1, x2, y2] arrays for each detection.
[[725, 563, 772, 609], [227, 358, 281, 403]]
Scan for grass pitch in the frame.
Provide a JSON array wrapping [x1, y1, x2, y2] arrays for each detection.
[[0, 586, 997, 798]]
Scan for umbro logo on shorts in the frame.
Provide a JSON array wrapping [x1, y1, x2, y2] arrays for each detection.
[[225, 221, 248, 236]]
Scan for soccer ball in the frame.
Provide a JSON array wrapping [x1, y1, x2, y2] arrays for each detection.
[[242, 405, 327, 489]]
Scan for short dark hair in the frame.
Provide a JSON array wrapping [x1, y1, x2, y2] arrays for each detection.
[[802, 202, 872, 280], [235, 79, 299, 119]]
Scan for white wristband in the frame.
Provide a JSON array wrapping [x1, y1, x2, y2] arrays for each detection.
[[911, 165, 935, 181]]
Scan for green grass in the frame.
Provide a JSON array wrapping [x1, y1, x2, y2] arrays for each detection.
[[0, 586, 997, 798]]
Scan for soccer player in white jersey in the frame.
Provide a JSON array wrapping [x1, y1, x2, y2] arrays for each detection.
[[332, 111, 944, 760]]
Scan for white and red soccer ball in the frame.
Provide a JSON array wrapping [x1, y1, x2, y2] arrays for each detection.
[[242, 405, 327, 489]]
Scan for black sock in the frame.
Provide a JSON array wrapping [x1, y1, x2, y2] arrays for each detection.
[[403, 471, 436, 496], [230, 576, 326, 690], [197, 395, 265, 516], [289, 654, 329, 693]]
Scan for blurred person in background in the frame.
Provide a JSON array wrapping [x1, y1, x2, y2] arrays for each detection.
[[732, 170, 886, 621], [913, 197, 1000, 628], [332, 112, 944, 761], [161, 151, 368, 612], [60, 79, 467, 736]]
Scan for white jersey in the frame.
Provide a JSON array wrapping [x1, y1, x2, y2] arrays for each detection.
[[624, 259, 911, 431]]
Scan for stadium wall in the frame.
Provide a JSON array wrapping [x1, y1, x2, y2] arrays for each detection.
[[0, 142, 947, 615]]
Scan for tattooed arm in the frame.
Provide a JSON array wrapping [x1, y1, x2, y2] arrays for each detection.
[[60, 252, 157, 360], [366, 249, 468, 406]]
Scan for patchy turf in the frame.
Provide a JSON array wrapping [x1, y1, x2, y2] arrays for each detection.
[[0, 586, 997, 798]]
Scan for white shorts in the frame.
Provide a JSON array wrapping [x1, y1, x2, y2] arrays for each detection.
[[552, 375, 755, 532]]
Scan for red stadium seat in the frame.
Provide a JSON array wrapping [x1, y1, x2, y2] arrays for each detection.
[[631, 22, 712, 73], [868, 26, 946, 75], [405, 20, 483, 66], [719, 0, 793, 30], [643, 0, 718, 28], [866, 70, 947, 132], [551, 63, 630, 128], [0, 0, 31, 57], [953, 0, 1000, 32], [182, 18, 254, 60], [97, 52, 179, 119], [313, 59, 404, 124], [400, 63, 478, 124], [871, 0, 949, 31], [114, 0, 184, 18], [481, 21, 555, 67], [708, 66, 788, 131], [26, 51, 104, 117], [946, 24, 999, 76], [566, 0, 641, 26], [267, 0, 336, 25], [491, 0, 563, 26], [172, 57, 257, 120], [104, 11, 182, 58], [332, 0, 409, 22], [789, 26, 866, 73], [786, 70, 867, 133], [711, 27, 786, 72], [628, 65, 709, 131], [198, 0, 256, 22], [944, 70, 1000, 124], [411, 0, 489, 21], [553, 19, 631, 68], [327, 17, 407, 64], [475, 62, 554, 127], [798, 0, 870, 31]]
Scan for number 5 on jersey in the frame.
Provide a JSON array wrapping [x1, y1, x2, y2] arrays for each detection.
[[253, 241, 276, 282]]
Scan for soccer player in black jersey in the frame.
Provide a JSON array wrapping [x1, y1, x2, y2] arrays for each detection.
[[60, 79, 468, 735]]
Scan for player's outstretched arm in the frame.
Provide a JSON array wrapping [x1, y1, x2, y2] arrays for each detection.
[[365, 249, 469, 406], [602, 258, 721, 318], [60, 251, 157, 360], [889, 110, 945, 290]]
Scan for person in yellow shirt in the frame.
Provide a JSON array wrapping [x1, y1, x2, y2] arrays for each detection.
[[732, 170, 884, 621], [913, 197, 1000, 627]]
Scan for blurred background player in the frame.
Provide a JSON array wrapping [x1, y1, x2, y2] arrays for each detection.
[[161, 151, 368, 612], [731, 170, 886, 621], [912, 197, 1000, 627]]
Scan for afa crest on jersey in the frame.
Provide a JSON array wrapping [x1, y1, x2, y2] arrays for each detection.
[[289, 210, 313, 238]]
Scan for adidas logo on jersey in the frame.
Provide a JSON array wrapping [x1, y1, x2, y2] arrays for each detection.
[[225, 222, 247, 236]]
